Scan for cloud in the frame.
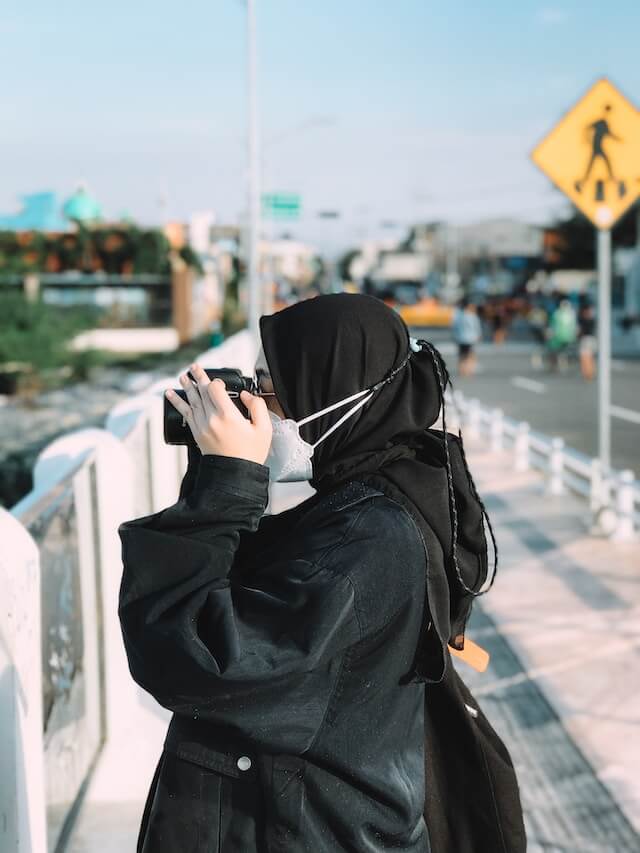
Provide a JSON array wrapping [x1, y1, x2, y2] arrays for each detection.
[[537, 7, 570, 26]]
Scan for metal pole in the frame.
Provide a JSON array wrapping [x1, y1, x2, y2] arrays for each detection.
[[246, 0, 261, 340], [597, 227, 612, 471]]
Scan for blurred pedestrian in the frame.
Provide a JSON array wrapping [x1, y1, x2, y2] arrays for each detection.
[[490, 299, 508, 345], [547, 298, 577, 371], [121, 294, 525, 853], [452, 298, 482, 376], [577, 297, 597, 381], [528, 301, 549, 369]]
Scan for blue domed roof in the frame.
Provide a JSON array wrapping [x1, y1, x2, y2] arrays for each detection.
[[63, 186, 102, 222]]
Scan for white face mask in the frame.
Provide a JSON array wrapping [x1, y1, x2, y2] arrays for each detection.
[[262, 338, 420, 483], [265, 387, 376, 482]]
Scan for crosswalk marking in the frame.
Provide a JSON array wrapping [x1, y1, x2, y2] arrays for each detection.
[[511, 376, 546, 394]]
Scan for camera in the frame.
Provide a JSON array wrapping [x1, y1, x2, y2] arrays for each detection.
[[163, 367, 253, 445]]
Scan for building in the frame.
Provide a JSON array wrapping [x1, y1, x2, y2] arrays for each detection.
[[0, 192, 69, 231], [0, 186, 103, 232]]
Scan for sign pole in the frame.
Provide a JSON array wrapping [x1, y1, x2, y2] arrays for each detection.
[[597, 226, 612, 472]]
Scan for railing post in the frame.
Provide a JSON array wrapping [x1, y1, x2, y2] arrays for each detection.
[[514, 422, 530, 472], [589, 460, 619, 536], [548, 437, 565, 495], [590, 458, 603, 516], [467, 398, 481, 439], [611, 470, 636, 541], [490, 408, 504, 451]]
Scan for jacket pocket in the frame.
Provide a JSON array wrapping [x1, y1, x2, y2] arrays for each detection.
[[177, 743, 262, 853], [139, 723, 262, 853], [138, 748, 216, 853]]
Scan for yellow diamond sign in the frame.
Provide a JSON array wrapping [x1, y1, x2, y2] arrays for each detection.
[[532, 78, 640, 229]]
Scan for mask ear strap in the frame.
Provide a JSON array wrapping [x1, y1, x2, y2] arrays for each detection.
[[298, 388, 371, 427], [303, 346, 412, 450], [311, 391, 375, 449]]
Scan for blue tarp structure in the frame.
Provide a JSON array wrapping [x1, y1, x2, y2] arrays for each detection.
[[0, 192, 70, 231]]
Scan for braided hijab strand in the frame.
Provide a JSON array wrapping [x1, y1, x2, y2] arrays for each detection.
[[417, 339, 498, 597]]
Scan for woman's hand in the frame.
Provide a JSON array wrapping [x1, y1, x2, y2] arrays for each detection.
[[165, 363, 272, 465]]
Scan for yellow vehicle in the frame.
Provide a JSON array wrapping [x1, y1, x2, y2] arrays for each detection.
[[398, 297, 454, 328]]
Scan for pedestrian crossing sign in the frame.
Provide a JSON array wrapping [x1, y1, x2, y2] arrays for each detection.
[[531, 78, 640, 229]]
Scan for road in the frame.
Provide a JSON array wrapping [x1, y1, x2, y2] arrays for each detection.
[[411, 328, 640, 475]]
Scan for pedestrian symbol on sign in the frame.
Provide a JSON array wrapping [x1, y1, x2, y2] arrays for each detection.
[[574, 104, 626, 203]]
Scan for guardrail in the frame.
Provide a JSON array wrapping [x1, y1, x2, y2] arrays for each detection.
[[1, 329, 257, 853], [447, 389, 639, 541]]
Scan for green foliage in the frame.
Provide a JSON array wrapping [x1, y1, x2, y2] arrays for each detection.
[[66, 347, 108, 381], [179, 244, 205, 276], [0, 225, 201, 276], [131, 228, 172, 275], [546, 200, 640, 270], [0, 292, 98, 371], [221, 270, 246, 337]]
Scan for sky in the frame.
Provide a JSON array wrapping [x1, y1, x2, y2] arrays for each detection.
[[3, 0, 640, 250]]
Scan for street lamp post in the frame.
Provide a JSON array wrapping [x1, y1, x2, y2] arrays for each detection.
[[246, 0, 261, 340]]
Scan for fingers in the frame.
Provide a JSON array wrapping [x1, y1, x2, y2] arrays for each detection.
[[179, 372, 204, 415], [206, 377, 237, 416], [165, 388, 193, 422], [190, 363, 218, 409], [240, 390, 272, 431]]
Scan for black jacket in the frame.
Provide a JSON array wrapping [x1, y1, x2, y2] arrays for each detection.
[[118, 453, 526, 852], [119, 454, 430, 851]]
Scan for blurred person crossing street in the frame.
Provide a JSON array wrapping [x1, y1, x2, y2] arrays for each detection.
[[452, 298, 482, 377], [546, 298, 578, 372], [528, 300, 550, 369], [577, 296, 597, 381]]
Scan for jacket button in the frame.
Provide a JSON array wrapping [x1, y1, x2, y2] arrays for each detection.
[[237, 756, 252, 771]]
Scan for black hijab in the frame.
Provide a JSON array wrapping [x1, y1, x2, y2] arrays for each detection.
[[259, 293, 496, 683]]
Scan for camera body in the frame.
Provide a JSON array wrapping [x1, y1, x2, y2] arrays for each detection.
[[163, 367, 252, 445]]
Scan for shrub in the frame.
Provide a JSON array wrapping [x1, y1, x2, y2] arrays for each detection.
[[0, 291, 99, 374]]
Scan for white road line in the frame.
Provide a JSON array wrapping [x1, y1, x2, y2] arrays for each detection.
[[511, 376, 546, 394], [610, 404, 640, 425]]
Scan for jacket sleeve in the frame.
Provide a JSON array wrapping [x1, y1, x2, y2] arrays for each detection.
[[117, 454, 361, 748], [177, 443, 202, 501]]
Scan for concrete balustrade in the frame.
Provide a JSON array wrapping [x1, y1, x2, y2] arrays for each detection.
[[1, 330, 257, 852], [0, 510, 47, 853]]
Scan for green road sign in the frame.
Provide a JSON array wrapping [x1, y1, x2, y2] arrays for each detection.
[[262, 193, 301, 220]]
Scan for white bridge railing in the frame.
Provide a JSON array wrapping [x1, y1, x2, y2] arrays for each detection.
[[448, 390, 639, 542], [1, 330, 258, 853]]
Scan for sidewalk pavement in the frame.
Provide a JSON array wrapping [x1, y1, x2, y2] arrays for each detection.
[[67, 440, 640, 852], [460, 438, 640, 852]]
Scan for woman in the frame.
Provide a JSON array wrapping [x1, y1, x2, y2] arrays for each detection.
[[118, 293, 526, 852], [452, 298, 482, 377], [577, 297, 596, 381]]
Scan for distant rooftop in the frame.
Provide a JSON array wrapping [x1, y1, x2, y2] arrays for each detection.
[[0, 192, 69, 231], [62, 186, 102, 223], [0, 185, 103, 232]]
